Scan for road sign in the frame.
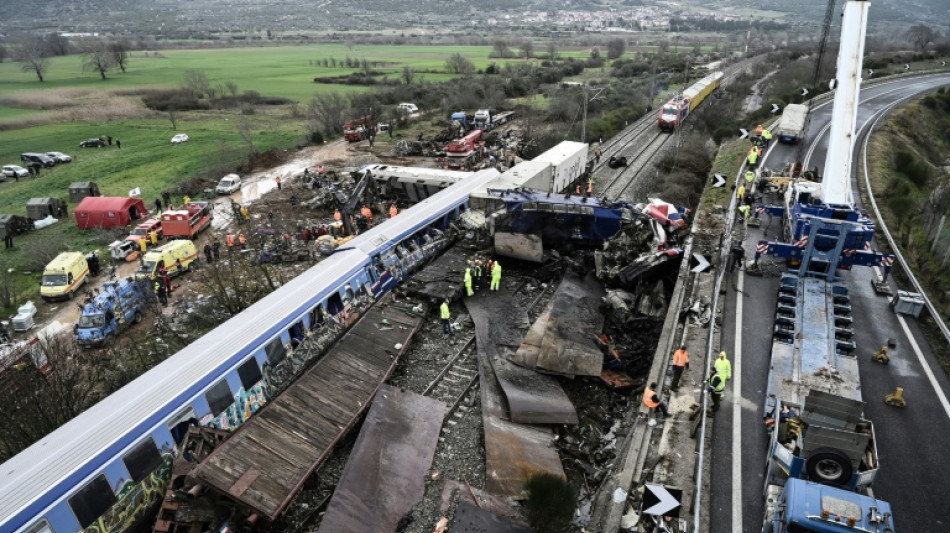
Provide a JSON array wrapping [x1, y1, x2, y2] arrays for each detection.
[[712, 173, 726, 188], [771, 103, 780, 114], [739, 128, 749, 139], [942, 60, 947, 67], [868, 69, 874, 77], [801, 88, 809, 96], [642, 484, 682, 517], [690, 253, 711, 273], [904, 64, 910, 70]]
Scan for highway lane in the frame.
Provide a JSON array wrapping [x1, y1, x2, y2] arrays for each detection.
[[710, 72, 950, 533]]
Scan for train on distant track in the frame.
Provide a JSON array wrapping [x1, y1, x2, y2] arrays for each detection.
[[657, 71, 724, 131], [0, 169, 500, 533]]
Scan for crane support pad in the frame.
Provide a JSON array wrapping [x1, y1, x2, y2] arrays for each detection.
[[317, 385, 445, 533]]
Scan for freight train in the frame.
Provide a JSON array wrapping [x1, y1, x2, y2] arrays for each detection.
[[657, 71, 724, 131], [0, 169, 500, 533]]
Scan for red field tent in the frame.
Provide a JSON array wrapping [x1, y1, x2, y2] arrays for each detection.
[[74, 197, 147, 230]]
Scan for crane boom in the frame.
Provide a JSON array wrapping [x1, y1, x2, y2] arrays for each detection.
[[821, 0, 871, 206]]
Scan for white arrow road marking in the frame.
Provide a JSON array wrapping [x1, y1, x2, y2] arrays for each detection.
[[713, 173, 726, 188], [691, 253, 710, 273], [644, 484, 680, 516], [739, 128, 749, 139], [801, 88, 809, 96]]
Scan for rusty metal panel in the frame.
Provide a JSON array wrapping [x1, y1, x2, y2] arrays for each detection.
[[318, 385, 445, 533], [450, 501, 533, 533]]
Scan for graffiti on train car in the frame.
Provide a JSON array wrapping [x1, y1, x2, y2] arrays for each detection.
[[202, 384, 269, 431], [82, 453, 174, 533]]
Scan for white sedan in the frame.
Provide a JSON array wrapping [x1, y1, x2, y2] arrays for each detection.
[[171, 133, 190, 144], [2, 165, 29, 178], [47, 151, 72, 163]]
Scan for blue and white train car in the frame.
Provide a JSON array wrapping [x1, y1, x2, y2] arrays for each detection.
[[0, 168, 500, 533]]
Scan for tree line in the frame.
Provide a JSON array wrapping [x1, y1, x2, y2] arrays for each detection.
[[6, 33, 132, 82]]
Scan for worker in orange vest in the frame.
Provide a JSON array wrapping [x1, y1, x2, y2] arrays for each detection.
[[586, 177, 593, 195], [333, 210, 342, 221], [389, 204, 398, 218], [275, 177, 282, 190], [360, 206, 373, 225], [227, 233, 235, 249], [238, 233, 247, 248], [642, 382, 670, 417], [671, 345, 689, 390]]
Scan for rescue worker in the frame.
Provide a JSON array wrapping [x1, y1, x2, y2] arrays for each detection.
[[738, 204, 752, 221], [754, 124, 764, 136], [730, 243, 745, 272], [183, 195, 191, 205], [334, 210, 342, 222], [238, 233, 247, 249], [670, 345, 689, 390], [707, 367, 726, 413], [175, 259, 184, 277], [155, 198, 163, 213], [440, 299, 453, 336], [744, 170, 756, 185], [227, 233, 236, 254], [155, 281, 168, 305], [275, 177, 282, 190], [240, 205, 250, 223], [715, 351, 732, 381], [390, 204, 398, 218], [642, 382, 670, 417], [89, 251, 100, 276], [761, 127, 773, 148], [464, 267, 474, 297], [747, 147, 758, 169], [212, 238, 221, 260], [595, 149, 602, 163], [161, 269, 173, 295], [575, 184, 581, 195], [473, 261, 483, 289], [490, 260, 502, 291], [360, 206, 374, 226], [149, 230, 158, 245], [737, 184, 746, 201], [204, 243, 213, 263], [587, 176, 594, 195], [138, 237, 147, 254], [162, 191, 171, 207]]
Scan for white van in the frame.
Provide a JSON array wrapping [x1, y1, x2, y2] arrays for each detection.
[[397, 103, 419, 114], [216, 173, 242, 195]]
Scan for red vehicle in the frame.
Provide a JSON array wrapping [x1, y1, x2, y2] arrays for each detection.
[[160, 201, 213, 240], [125, 218, 162, 244], [343, 115, 376, 142], [657, 96, 690, 132], [445, 130, 484, 170]]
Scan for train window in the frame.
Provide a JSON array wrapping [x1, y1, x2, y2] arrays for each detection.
[[167, 407, 197, 445], [309, 305, 326, 330], [68, 474, 116, 529], [205, 379, 234, 417], [264, 337, 287, 366], [326, 293, 343, 315], [24, 520, 53, 533], [122, 438, 163, 483], [237, 358, 263, 390]]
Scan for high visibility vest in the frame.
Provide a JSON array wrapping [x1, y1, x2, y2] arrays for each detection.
[[745, 171, 755, 183], [464, 269, 472, 285], [440, 302, 450, 319], [139, 239, 147, 253], [227, 234, 235, 246], [709, 374, 725, 393], [762, 129, 772, 140], [642, 386, 660, 408], [737, 185, 745, 200], [492, 263, 502, 280], [715, 357, 732, 380], [748, 151, 758, 165], [238, 234, 246, 244], [738, 205, 751, 218], [672, 349, 689, 367]]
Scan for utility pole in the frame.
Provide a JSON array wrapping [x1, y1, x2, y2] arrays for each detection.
[[580, 84, 605, 144]]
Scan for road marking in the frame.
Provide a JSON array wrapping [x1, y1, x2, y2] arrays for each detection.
[[896, 314, 950, 420], [732, 270, 744, 532]]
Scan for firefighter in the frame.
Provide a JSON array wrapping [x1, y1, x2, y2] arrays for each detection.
[[204, 243, 213, 263], [183, 195, 191, 205], [464, 267, 473, 297], [240, 205, 250, 223], [212, 238, 221, 260], [155, 281, 168, 305], [490, 261, 502, 291]]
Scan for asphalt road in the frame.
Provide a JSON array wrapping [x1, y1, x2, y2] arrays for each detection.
[[710, 72, 950, 533]]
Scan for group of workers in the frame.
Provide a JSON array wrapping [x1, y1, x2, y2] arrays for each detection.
[[746, 123, 772, 169], [152, 262, 183, 306], [463, 258, 502, 297], [642, 347, 734, 418]]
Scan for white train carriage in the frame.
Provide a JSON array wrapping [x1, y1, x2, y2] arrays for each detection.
[[0, 169, 500, 533]]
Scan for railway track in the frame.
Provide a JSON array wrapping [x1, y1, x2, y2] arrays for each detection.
[[598, 131, 672, 200], [423, 336, 479, 418]]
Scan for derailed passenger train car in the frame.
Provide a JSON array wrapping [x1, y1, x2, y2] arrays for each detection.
[[0, 169, 500, 533]]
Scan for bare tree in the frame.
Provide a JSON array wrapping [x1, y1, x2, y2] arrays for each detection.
[[607, 38, 626, 60], [590, 47, 601, 60], [182, 69, 210, 98], [224, 80, 239, 97], [546, 41, 558, 60], [307, 92, 349, 136], [43, 33, 71, 56], [13, 34, 51, 82], [445, 53, 475, 75], [906, 24, 939, 52], [401, 65, 415, 85], [521, 40, 534, 60], [168, 107, 178, 130], [109, 39, 131, 73], [79, 40, 115, 80], [236, 118, 255, 154], [490, 40, 511, 59]]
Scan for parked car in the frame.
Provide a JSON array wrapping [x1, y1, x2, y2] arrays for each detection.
[[12, 301, 37, 332], [171, 133, 189, 144], [46, 151, 72, 163], [397, 103, 419, 114], [79, 138, 106, 148], [21, 153, 56, 168], [215, 173, 242, 195], [2, 165, 29, 179]]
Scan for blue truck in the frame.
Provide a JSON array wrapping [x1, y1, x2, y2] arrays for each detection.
[[74, 278, 154, 346], [765, 478, 895, 533]]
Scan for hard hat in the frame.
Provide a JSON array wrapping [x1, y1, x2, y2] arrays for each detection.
[[719, 351, 727, 357]]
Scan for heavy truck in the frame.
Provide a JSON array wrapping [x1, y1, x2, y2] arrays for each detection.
[[776, 103, 808, 143], [74, 278, 153, 347], [473, 109, 515, 131], [754, 2, 898, 531]]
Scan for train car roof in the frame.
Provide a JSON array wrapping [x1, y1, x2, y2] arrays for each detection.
[[340, 168, 499, 255], [0, 248, 369, 532]]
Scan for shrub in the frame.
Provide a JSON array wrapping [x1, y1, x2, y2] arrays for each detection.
[[893, 150, 929, 187]]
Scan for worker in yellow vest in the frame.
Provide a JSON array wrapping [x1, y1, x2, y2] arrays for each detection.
[[440, 299, 453, 336], [464, 267, 473, 297], [715, 351, 732, 381], [490, 261, 502, 291]]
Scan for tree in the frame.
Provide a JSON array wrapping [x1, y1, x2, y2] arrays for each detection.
[[906, 24, 938, 52], [224, 80, 239, 97], [445, 53, 475, 75], [0, 46, 8, 64], [307, 92, 349, 136], [168, 107, 178, 130], [13, 34, 51, 82], [491, 40, 511, 59], [44, 33, 71, 56], [607, 38, 626, 59], [79, 40, 115, 80], [521, 40, 534, 60], [590, 46, 601, 60], [109, 39, 131, 73], [183, 69, 210, 98], [401, 65, 415, 85], [546, 41, 558, 60]]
